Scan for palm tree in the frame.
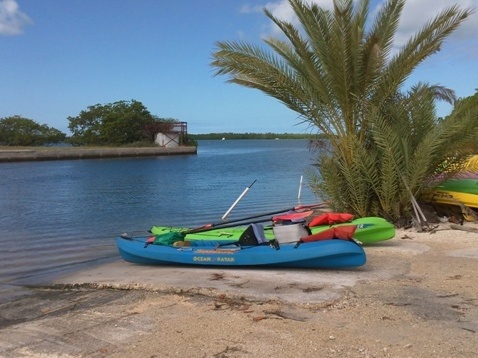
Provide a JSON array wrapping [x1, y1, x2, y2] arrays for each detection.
[[211, 0, 477, 222]]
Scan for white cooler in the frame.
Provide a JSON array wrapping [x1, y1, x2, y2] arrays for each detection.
[[272, 224, 309, 243]]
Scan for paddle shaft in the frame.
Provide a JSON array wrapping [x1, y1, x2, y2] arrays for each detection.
[[183, 202, 327, 234], [298, 175, 303, 200], [184, 217, 273, 234], [221, 180, 257, 220]]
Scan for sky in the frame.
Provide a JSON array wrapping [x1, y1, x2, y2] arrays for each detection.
[[1, 0, 477, 135]]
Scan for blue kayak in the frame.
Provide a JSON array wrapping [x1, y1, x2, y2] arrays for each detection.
[[116, 236, 366, 269]]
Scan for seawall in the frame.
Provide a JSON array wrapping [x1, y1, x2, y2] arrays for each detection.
[[0, 146, 197, 163]]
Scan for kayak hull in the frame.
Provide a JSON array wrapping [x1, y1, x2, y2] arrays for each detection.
[[116, 236, 366, 268], [421, 177, 478, 221], [435, 178, 478, 196], [423, 189, 478, 209]]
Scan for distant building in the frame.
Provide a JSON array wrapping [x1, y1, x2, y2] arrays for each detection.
[[154, 121, 188, 147]]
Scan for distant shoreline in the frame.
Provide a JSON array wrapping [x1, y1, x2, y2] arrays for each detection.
[[0, 146, 197, 163]]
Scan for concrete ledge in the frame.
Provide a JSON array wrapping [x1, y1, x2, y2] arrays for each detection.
[[0, 146, 197, 163]]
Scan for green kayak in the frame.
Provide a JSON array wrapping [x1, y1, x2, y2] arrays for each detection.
[[150, 216, 395, 245]]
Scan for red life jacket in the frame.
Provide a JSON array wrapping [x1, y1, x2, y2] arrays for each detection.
[[308, 212, 354, 227], [300, 225, 357, 243]]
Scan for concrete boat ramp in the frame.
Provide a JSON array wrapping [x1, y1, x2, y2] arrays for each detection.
[[1, 226, 478, 357]]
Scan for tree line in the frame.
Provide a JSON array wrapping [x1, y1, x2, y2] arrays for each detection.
[[0, 115, 66, 146], [190, 133, 315, 140], [0, 100, 191, 147], [0, 99, 316, 146]]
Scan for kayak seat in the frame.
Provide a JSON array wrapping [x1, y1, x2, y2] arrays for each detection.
[[238, 223, 268, 246], [216, 223, 280, 250], [251, 223, 269, 244]]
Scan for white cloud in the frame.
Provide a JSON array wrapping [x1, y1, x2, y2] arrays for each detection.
[[392, 0, 478, 46], [255, 0, 477, 45], [240, 3, 264, 14], [265, 0, 334, 21], [0, 0, 32, 35], [262, 0, 334, 36]]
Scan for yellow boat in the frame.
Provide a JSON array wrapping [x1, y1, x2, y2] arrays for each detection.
[[421, 155, 478, 221], [424, 189, 477, 208], [422, 189, 478, 221]]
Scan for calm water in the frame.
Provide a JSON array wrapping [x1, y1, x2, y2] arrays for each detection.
[[0, 140, 318, 299]]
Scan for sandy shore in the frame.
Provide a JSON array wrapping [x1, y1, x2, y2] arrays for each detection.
[[1, 222, 478, 357]]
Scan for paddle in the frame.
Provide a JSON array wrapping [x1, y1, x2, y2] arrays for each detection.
[[221, 180, 257, 220], [182, 202, 327, 234], [184, 217, 274, 234]]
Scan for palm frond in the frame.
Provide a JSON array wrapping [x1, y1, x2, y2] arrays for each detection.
[[211, 0, 476, 223], [375, 5, 472, 103]]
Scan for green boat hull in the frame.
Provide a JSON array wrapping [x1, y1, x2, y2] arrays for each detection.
[[436, 178, 478, 196], [309, 217, 395, 244]]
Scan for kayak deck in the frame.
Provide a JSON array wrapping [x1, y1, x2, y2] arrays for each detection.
[[150, 216, 395, 245]]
